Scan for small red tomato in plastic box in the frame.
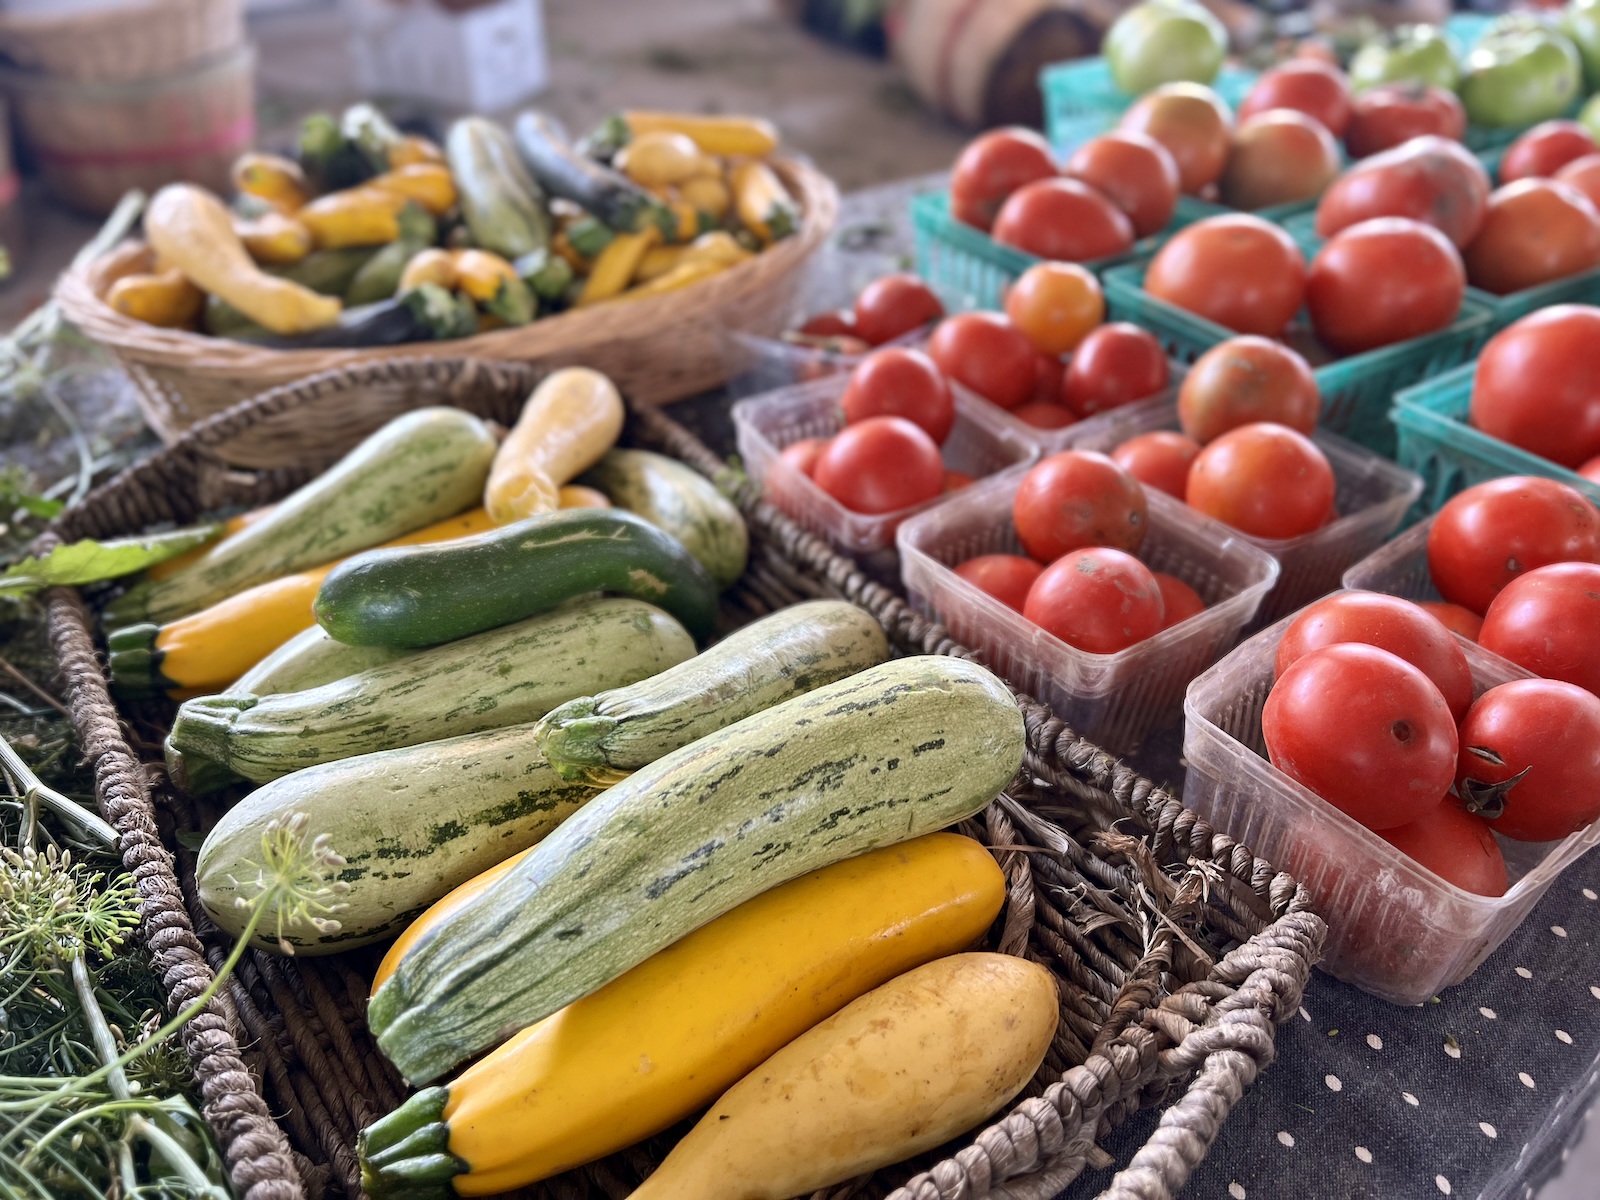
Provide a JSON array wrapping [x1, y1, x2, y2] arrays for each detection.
[[1023, 547, 1165, 653]]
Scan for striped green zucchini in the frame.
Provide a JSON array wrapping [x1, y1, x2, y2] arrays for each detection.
[[580, 449, 749, 588], [228, 625, 414, 697], [368, 655, 1025, 1084], [535, 600, 887, 783]]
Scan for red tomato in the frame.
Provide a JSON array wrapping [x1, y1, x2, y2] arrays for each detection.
[[944, 469, 974, 492], [779, 436, 828, 477], [839, 347, 955, 444], [1061, 323, 1169, 416], [1480, 562, 1600, 696], [1455, 678, 1600, 842], [927, 312, 1037, 410], [992, 178, 1135, 263], [1011, 401, 1078, 429], [1581, 455, 1600, 484], [1498, 120, 1599, 184], [1417, 600, 1484, 642], [1031, 351, 1066, 406], [1177, 336, 1319, 443], [1306, 218, 1465, 355], [1023, 547, 1165, 653], [1143, 215, 1306, 336], [1314, 136, 1490, 248], [812, 417, 944, 514], [1463, 180, 1600, 295], [1344, 83, 1466, 159], [1555, 154, 1600, 210], [1239, 59, 1353, 137], [1470, 306, 1600, 469], [851, 274, 944, 346], [954, 553, 1042, 612], [1426, 475, 1600, 614], [1185, 422, 1335, 540], [1220, 109, 1342, 212], [1111, 430, 1201, 499], [1065, 131, 1180, 237], [1153, 571, 1206, 627], [1118, 82, 1234, 194], [1274, 591, 1474, 721], [1263, 642, 1458, 830], [1012, 450, 1148, 561], [950, 127, 1058, 232], [797, 310, 855, 338], [1376, 802, 1507, 896]]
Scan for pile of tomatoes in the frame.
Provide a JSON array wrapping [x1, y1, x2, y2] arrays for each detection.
[[785, 271, 947, 358], [1469, 304, 1600, 481]]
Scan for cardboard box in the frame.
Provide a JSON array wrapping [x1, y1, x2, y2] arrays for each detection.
[[344, 0, 547, 112]]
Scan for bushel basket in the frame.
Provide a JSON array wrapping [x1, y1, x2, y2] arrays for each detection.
[[41, 358, 1324, 1200]]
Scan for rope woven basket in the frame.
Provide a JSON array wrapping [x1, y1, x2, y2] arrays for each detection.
[[42, 359, 1324, 1200], [0, 0, 244, 81], [55, 159, 837, 466]]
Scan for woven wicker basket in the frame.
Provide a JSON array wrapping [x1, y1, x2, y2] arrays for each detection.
[[41, 360, 1324, 1200], [0, 0, 244, 81], [55, 160, 837, 464]]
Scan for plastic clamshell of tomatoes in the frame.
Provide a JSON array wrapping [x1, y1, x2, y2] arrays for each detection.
[[1219, 109, 1342, 212], [1112, 430, 1201, 499], [1064, 131, 1180, 238], [1376, 802, 1508, 897], [1479, 561, 1600, 696], [1177, 335, 1318, 443], [1314, 136, 1490, 248], [1118, 81, 1234, 195], [1238, 58, 1354, 138], [811, 416, 945, 515], [851, 274, 944, 346], [927, 312, 1038, 411], [1306, 217, 1466, 355], [839, 347, 954, 444], [1186, 421, 1335, 540], [1469, 305, 1600, 469], [953, 553, 1042, 613], [1022, 546, 1165, 654], [1463, 178, 1600, 295], [1498, 119, 1599, 183], [1143, 214, 1306, 336], [1011, 450, 1148, 562], [1062, 323, 1168, 416], [991, 177, 1136, 264], [1003, 261, 1103, 358], [948, 127, 1057, 232], [1343, 83, 1466, 159]]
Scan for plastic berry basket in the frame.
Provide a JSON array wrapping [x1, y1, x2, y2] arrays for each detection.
[[1182, 608, 1600, 1005], [1038, 56, 1257, 155], [896, 472, 1278, 753], [1391, 360, 1600, 515], [1063, 396, 1423, 624], [1103, 255, 1496, 455], [1340, 515, 1440, 603]]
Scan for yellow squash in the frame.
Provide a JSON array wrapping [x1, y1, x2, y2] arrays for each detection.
[[632, 953, 1058, 1200], [147, 507, 273, 582], [232, 152, 310, 213], [575, 226, 659, 306], [388, 134, 446, 168], [369, 163, 458, 216], [615, 130, 713, 188], [484, 367, 625, 523], [624, 111, 779, 157], [678, 173, 731, 220], [231, 211, 314, 265], [358, 834, 1006, 1198], [731, 159, 798, 244], [144, 184, 341, 335], [296, 187, 409, 249], [106, 269, 204, 328], [397, 247, 457, 291], [632, 243, 685, 284]]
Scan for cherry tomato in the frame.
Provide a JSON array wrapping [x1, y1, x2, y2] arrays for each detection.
[[1144, 215, 1306, 337], [1306, 218, 1465, 355], [954, 553, 1042, 612], [992, 178, 1136, 263], [1498, 120, 1599, 184], [1239, 58, 1353, 137], [1153, 571, 1206, 627], [779, 436, 828, 477], [1480, 562, 1600, 696], [944, 469, 974, 492], [839, 347, 955, 444], [812, 417, 944, 514], [1220, 109, 1342, 212], [1463, 180, 1600, 296], [1186, 422, 1335, 540], [1455, 678, 1600, 842], [1314, 136, 1490, 248], [1376, 802, 1507, 897], [1274, 591, 1474, 721], [1111, 430, 1201, 499], [1263, 642, 1458, 830], [1555, 153, 1600, 210], [851, 274, 944, 346], [798, 310, 855, 338], [1031, 351, 1066, 406], [1023, 547, 1165, 653], [1581, 455, 1600, 485], [1011, 401, 1078, 429], [1418, 600, 1483, 642], [1012, 450, 1148, 561], [1426, 475, 1600, 614], [1344, 82, 1466, 159], [1470, 305, 1600, 469], [1118, 82, 1234, 194], [949, 127, 1058, 232], [1065, 131, 1180, 237], [927, 312, 1038, 410], [1003, 261, 1103, 357], [1061, 323, 1169, 416], [1177, 336, 1318, 444]]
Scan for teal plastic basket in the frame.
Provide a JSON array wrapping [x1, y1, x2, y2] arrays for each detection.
[[1039, 57, 1257, 155], [1392, 360, 1600, 514], [1104, 255, 1495, 455]]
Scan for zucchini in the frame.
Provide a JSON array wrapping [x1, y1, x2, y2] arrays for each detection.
[[166, 597, 694, 785], [580, 448, 748, 588], [343, 239, 424, 306], [299, 110, 373, 192], [232, 298, 436, 349], [513, 247, 573, 302], [343, 102, 407, 176], [231, 624, 413, 697], [535, 600, 886, 783], [105, 408, 496, 627], [446, 117, 551, 260], [514, 111, 666, 234], [367, 655, 1026, 1084], [315, 508, 719, 649], [269, 246, 378, 295]]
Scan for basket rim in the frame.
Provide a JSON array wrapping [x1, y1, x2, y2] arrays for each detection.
[[0, 36, 251, 97]]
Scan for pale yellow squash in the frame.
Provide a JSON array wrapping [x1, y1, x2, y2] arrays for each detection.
[[483, 368, 624, 523]]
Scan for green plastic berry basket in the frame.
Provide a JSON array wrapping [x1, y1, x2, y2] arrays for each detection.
[[1103, 254, 1495, 456], [1038, 56, 1258, 156], [1391, 360, 1600, 515]]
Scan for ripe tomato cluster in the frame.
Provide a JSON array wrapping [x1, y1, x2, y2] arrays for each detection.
[[786, 272, 946, 357], [1469, 304, 1600, 479]]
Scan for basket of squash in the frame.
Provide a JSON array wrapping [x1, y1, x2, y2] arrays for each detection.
[[55, 104, 837, 468]]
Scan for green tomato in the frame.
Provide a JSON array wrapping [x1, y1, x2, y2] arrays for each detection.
[[1579, 93, 1600, 143], [1561, 0, 1600, 91], [1103, 0, 1228, 96], [1349, 24, 1460, 92], [1460, 17, 1583, 128]]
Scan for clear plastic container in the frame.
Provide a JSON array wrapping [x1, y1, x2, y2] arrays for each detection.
[[1182, 610, 1600, 1005], [896, 474, 1279, 753], [1341, 516, 1437, 603], [1060, 397, 1423, 624]]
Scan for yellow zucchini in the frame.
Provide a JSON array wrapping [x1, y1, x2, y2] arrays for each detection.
[[106, 268, 204, 328], [615, 130, 712, 188], [575, 227, 659, 306], [624, 111, 779, 157], [398, 247, 457, 291], [483, 368, 625, 523], [449, 249, 535, 324], [232, 152, 310, 213], [232, 212, 314, 265], [731, 159, 798, 243], [678, 173, 730, 220], [633, 243, 685, 283], [388, 134, 445, 168], [619, 257, 725, 301], [369, 162, 458, 216], [297, 186, 409, 249]]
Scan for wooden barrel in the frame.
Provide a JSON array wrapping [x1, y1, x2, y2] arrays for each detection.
[[0, 0, 244, 83]]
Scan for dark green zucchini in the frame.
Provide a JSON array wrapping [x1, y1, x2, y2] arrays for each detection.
[[512, 248, 573, 301], [564, 216, 614, 258], [299, 111, 373, 192], [343, 102, 406, 174], [513, 111, 664, 234], [229, 285, 470, 349], [314, 508, 719, 649]]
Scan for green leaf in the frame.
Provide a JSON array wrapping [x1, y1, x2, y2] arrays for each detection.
[[0, 524, 221, 597], [15, 494, 63, 519]]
